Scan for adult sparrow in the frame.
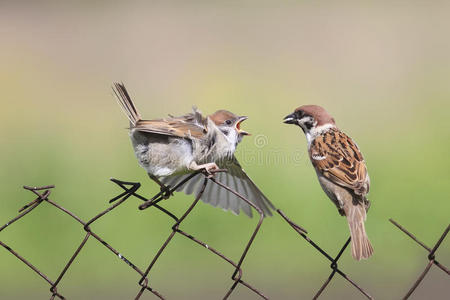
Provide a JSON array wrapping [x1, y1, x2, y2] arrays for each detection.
[[283, 105, 373, 260], [113, 83, 274, 217]]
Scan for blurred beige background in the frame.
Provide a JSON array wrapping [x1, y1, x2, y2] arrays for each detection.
[[0, 1, 449, 299]]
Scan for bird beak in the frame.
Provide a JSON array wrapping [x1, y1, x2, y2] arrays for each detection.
[[283, 113, 297, 124], [236, 116, 250, 136]]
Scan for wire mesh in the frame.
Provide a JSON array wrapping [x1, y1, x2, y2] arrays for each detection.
[[2, 172, 448, 299], [0, 170, 267, 299], [389, 219, 449, 300]]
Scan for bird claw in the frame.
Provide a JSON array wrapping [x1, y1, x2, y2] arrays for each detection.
[[202, 163, 219, 177]]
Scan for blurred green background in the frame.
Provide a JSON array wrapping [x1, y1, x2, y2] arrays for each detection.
[[1, 1, 449, 299]]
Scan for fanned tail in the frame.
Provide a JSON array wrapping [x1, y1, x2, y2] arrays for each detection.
[[112, 82, 141, 126], [346, 204, 374, 260]]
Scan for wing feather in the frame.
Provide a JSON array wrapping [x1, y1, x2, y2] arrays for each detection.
[[235, 177, 252, 217], [134, 108, 207, 140], [158, 156, 274, 217], [310, 129, 369, 196]]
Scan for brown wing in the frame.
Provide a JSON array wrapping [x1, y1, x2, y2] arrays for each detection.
[[134, 109, 207, 140], [310, 129, 369, 196]]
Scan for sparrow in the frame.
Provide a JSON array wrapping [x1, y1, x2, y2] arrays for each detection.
[[283, 105, 373, 260], [112, 82, 275, 217]]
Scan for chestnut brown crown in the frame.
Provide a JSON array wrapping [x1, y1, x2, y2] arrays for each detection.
[[209, 110, 249, 136], [209, 110, 239, 125], [294, 105, 335, 126], [284, 105, 336, 128]]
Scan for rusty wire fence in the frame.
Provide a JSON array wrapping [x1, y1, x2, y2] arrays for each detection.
[[1, 170, 449, 299]]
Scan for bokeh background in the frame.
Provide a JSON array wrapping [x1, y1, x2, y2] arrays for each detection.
[[1, 1, 449, 299]]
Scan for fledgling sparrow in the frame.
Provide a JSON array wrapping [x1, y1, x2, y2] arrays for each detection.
[[283, 105, 373, 260], [113, 83, 274, 217]]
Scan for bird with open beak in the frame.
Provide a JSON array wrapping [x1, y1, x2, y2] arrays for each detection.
[[113, 83, 274, 217], [283, 105, 373, 260]]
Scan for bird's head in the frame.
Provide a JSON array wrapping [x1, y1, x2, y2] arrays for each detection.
[[283, 105, 336, 135], [209, 110, 250, 145]]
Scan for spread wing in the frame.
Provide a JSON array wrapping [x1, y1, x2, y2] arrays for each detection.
[[310, 129, 369, 196], [160, 156, 275, 217], [134, 109, 207, 140]]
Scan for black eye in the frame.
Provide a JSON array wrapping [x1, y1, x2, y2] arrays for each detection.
[[304, 121, 313, 130], [225, 120, 232, 125]]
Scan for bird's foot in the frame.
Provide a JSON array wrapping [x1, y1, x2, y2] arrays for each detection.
[[202, 163, 220, 178], [189, 162, 220, 178]]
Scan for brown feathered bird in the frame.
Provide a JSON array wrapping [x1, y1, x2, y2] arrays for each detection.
[[284, 105, 373, 260], [112, 82, 275, 217]]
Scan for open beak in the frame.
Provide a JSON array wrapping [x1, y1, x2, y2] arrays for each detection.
[[283, 113, 297, 124], [236, 116, 250, 136]]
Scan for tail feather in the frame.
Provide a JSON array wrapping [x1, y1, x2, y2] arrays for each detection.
[[112, 82, 141, 126], [346, 204, 374, 260]]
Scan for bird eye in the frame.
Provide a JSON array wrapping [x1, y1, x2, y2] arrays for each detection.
[[225, 120, 232, 125]]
